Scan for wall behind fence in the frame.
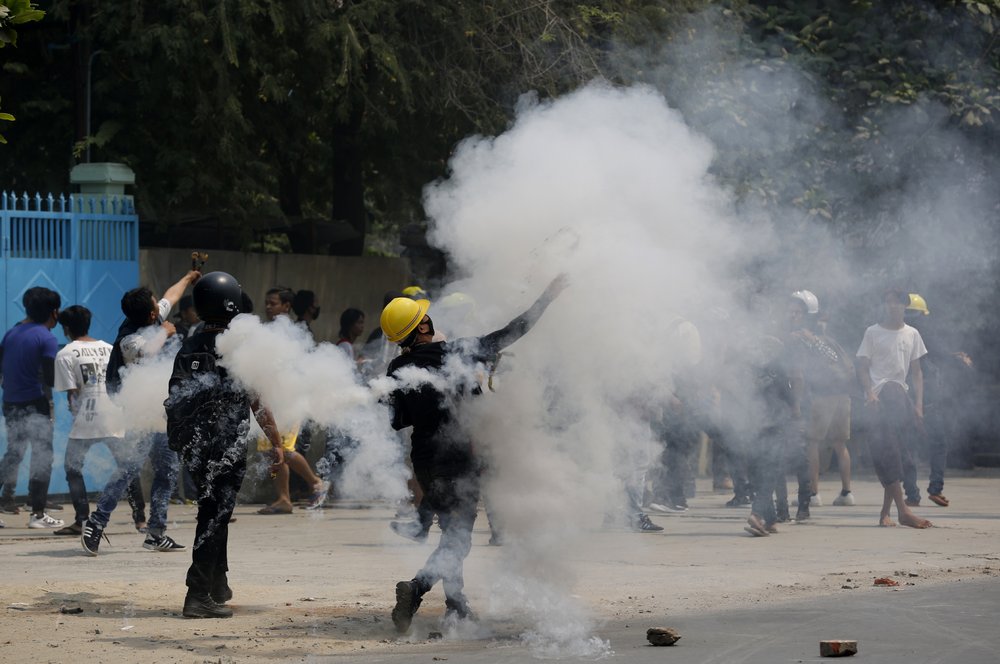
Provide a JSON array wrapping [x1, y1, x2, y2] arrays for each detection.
[[2, 249, 409, 499], [141, 249, 410, 344]]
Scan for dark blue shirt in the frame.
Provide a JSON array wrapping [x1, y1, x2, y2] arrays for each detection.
[[1, 323, 58, 403]]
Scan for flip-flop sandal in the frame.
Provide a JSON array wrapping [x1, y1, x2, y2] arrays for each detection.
[[257, 505, 293, 515], [744, 525, 769, 537]]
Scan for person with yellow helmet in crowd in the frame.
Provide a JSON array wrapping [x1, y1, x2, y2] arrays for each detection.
[[901, 293, 975, 509], [382, 275, 567, 634]]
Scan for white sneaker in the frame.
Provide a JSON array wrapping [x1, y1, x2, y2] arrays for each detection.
[[832, 492, 856, 506], [28, 513, 65, 529], [812, 493, 823, 507]]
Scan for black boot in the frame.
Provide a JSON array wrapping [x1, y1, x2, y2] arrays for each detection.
[[391, 580, 424, 633], [183, 592, 233, 619], [445, 593, 476, 621], [210, 574, 233, 605]]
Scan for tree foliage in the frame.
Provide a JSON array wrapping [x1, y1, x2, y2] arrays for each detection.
[[0, 1, 996, 255], [0, 0, 45, 144]]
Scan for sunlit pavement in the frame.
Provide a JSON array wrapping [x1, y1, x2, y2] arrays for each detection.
[[1, 471, 997, 662]]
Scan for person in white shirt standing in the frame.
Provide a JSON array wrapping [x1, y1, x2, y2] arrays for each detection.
[[81, 270, 199, 555], [856, 289, 932, 529], [51, 306, 125, 536]]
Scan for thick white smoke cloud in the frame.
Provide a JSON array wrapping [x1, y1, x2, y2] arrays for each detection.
[[112, 330, 179, 433], [422, 82, 768, 653], [215, 314, 410, 502]]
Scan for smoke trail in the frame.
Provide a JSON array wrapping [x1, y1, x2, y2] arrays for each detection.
[[215, 314, 410, 502], [112, 329, 180, 433], [420, 81, 773, 653]]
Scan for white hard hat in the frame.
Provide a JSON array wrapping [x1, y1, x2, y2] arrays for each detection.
[[790, 290, 819, 314]]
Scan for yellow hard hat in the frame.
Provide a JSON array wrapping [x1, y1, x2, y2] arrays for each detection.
[[402, 285, 428, 300], [907, 293, 929, 315], [380, 297, 431, 343]]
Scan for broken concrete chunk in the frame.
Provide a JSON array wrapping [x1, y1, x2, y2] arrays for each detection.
[[873, 577, 899, 587], [647, 627, 681, 646], [820, 640, 858, 657]]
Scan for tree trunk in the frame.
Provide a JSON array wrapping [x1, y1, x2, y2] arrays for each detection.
[[329, 103, 366, 255]]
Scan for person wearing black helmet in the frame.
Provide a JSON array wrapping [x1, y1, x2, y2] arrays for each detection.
[[164, 271, 285, 618]]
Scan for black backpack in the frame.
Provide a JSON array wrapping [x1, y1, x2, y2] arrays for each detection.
[[164, 349, 228, 453]]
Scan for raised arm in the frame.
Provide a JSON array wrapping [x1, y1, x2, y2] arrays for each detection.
[[162, 271, 202, 309], [475, 275, 568, 357]]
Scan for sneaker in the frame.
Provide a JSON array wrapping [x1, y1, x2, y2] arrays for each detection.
[[28, 513, 65, 529], [0, 518, 5, 528], [81, 520, 108, 556], [832, 491, 856, 506], [392, 580, 423, 634], [54, 522, 83, 536], [305, 480, 331, 510], [928, 493, 949, 507], [811, 493, 822, 507], [795, 506, 810, 521], [725, 495, 751, 508], [143, 533, 186, 552], [183, 592, 233, 619], [134, 521, 148, 534], [631, 513, 664, 532], [390, 520, 428, 543], [0, 501, 19, 515], [904, 497, 921, 507]]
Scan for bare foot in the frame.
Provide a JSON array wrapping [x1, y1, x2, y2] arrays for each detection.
[[879, 515, 896, 527], [899, 513, 932, 529]]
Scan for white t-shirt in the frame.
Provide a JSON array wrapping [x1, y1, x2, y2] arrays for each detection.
[[856, 323, 927, 395], [120, 298, 172, 365], [54, 340, 125, 439], [337, 339, 355, 360]]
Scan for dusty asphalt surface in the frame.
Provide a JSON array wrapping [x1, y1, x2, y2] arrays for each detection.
[[2, 473, 998, 663]]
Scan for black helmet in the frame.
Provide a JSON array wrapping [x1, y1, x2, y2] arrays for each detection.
[[193, 271, 244, 323]]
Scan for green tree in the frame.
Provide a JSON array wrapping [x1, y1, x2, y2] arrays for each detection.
[[0, 0, 45, 144]]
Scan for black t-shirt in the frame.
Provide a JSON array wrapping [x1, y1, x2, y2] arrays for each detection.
[[385, 289, 557, 473]]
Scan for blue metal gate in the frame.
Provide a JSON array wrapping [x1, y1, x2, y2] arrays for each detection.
[[2, 191, 139, 499], [2, 191, 138, 344]]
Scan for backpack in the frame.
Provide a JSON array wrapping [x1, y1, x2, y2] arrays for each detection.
[[164, 350, 228, 453]]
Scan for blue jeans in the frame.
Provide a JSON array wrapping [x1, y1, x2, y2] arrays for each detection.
[[90, 432, 178, 537]]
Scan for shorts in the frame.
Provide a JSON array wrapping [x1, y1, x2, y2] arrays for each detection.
[[256, 427, 299, 453], [807, 394, 851, 442]]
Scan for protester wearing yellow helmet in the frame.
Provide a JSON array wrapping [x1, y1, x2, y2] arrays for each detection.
[[907, 293, 930, 316], [383, 275, 567, 634]]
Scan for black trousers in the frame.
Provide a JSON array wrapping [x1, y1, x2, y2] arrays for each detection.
[[183, 437, 247, 595], [0, 398, 53, 514], [412, 465, 479, 606]]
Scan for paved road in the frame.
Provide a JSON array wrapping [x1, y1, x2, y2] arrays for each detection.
[[334, 580, 999, 663]]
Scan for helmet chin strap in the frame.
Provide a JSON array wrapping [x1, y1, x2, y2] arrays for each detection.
[[399, 316, 434, 348]]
